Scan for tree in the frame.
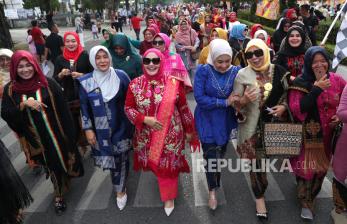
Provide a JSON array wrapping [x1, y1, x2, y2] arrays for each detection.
[[287, 0, 296, 8], [0, 3, 13, 49], [23, 0, 60, 12], [81, 0, 107, 10]]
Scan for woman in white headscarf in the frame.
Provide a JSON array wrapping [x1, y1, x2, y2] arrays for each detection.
[[194, 39, 241, 211], [0, 49, 13, 97], [253, 30, 275, 60], [77, 45, 133, 210]]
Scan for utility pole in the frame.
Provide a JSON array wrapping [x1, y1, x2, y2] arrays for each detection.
[[0, 2, 13, 49]]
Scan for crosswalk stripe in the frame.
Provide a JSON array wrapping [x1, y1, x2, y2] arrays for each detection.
[[231, 139, 285, 201], [11, 152, 27, 174], [316, 177, 332, 198], [0, 118, 7, 129], [133, 172, 162, 207], [264, 173, 285, 201], [26, 176, 54, 213], [191, 150, 227, 206], [2, 131, 18, 148], [76, 168, 112, 210]]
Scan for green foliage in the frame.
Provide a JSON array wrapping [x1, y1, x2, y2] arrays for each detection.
[[81, 0, 107, 10], [238, 9, 340, 45], [23, 0, 60, 11], [287, 0, 297, 8]]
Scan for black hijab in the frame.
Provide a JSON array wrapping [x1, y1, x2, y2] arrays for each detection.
[[293, 46, 330, 89], [278, 26, 311, 57], [274, 19, 291, 40]]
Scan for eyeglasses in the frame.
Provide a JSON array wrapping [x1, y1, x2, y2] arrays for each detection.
[[245, 49, 264, 60], [143, 57, 161, 65], [152, 40, 165, 46]]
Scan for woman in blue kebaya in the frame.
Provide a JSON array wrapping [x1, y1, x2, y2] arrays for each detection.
[[78, 45, 133, 211], [194, 39, 240, 211]]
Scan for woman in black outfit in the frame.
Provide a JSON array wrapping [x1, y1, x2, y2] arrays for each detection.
[[53, 31, 93, 153]]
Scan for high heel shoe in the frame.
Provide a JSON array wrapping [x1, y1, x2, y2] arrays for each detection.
[[255, 197, 268, 220], [164, 200, 174, 216], [116, 193, 127, 211], [256, 211, 268, 220], [208, 192, 217, 210], [54, 198, 67, 215]]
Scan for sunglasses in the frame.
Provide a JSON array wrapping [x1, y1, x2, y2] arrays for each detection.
[[245, 49, 264, 60], [152, 40, 165, 46], [143, 57, 161, 65]]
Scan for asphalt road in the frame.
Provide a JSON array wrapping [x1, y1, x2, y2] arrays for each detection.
[[5, 25, 337, 224]]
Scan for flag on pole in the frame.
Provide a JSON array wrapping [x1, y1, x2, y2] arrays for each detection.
[[332, 3, 347, 68]]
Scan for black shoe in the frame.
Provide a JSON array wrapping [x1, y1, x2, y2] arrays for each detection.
[[256, 211, 268, 220], [54, 199, 67, 215]]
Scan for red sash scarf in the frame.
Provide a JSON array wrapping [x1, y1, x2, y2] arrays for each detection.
[[148, 77, 180, 168]]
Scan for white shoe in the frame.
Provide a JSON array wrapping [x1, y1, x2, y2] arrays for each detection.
[[301, 207, 313, 220], [164, 201, 174, 217], [116, 193, 127, 211]]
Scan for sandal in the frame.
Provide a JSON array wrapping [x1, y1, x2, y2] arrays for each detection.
[[54, 198, 67, 215]]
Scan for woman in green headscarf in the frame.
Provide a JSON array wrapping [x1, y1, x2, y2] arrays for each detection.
[[102, 28, 141, 49], [101, 29, 112, 48], [109, 33, 142, 80]]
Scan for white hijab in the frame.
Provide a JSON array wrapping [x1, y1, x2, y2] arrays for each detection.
[[0, 48, 13, 85], [89, 45, 120, 102], [0, 48, 13, 59], [254, 30, 268, 42], [206, 39, 233, 70]]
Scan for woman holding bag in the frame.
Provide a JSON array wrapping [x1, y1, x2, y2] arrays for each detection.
[[232, 39, 290, 220]]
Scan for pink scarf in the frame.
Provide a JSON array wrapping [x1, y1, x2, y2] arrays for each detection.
[[154, 33, 192, 89], [175, 20, 198, 46]]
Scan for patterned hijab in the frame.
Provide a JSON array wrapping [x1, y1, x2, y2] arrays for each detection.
[[278, 26, 312, 57]]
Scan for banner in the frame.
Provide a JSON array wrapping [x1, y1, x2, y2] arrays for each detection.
[[4, 9, 18, 19], [256, 0, 280, 20]]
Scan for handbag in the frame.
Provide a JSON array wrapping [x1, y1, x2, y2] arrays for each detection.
[[263, 109, 303, 157], [331, 122, 343, 154], [190, 30, 201, 60]]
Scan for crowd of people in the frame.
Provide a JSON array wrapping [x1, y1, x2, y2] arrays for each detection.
[[0, 2, 347, 223]]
